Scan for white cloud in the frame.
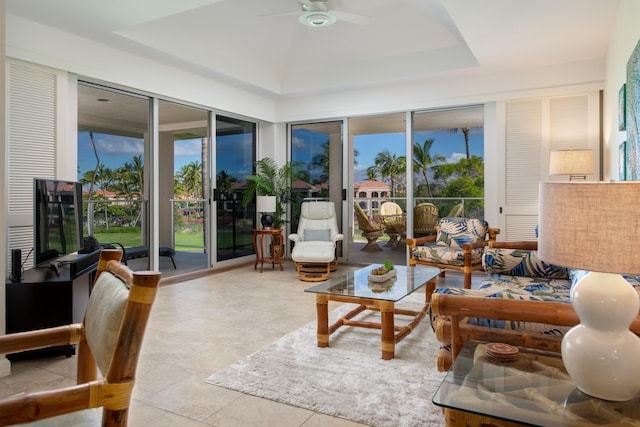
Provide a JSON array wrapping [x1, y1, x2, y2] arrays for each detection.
[[96, 134, 143, 156], [174, 139, 202, 156], [448, 152, 466, 163]]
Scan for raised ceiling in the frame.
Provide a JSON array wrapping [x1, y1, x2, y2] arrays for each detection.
[[6, 0, 619, 98]]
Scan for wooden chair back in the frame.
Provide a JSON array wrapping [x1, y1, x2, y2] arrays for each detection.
[[0, 249, 161, 426]]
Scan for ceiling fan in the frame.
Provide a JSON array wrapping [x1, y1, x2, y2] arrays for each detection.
[[271, 0, 370, 28]]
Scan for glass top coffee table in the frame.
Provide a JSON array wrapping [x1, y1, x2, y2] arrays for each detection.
[[433, 341, 640, 426], [304, 264, 440, 360]]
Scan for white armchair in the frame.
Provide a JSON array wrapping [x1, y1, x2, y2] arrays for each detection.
[[289, 201, 344, 281]]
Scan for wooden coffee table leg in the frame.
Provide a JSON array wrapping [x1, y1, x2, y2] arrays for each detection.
[[316, 294, 329, 348], [380, 301, 395, 360]]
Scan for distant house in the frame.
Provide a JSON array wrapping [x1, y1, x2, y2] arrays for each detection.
[[353, 181, 391, 216]]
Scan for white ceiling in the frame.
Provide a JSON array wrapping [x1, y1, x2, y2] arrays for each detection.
[[6, 0, 620, 99]]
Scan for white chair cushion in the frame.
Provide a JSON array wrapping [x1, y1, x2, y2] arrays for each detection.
[[291, 241, 335, 263]]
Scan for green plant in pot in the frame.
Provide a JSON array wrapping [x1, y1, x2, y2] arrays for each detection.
[[242, 157, 305, 230]]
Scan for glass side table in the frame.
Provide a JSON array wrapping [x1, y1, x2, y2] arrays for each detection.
[[432, 341, 640, 426]]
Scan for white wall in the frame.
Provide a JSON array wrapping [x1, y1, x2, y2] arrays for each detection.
[[604, 0, 640, 180], [276, 60, 604, 123]]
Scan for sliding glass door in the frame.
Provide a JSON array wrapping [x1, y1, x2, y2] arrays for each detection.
[[215, 115, 256, 261], [349, 113, 407, 264], [290, 121, 344, 256], [78, 83, 151, 268], [159, 100, 210, 272]]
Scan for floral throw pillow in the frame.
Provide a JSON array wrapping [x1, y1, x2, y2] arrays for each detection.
[[435, 217, 488, 248]]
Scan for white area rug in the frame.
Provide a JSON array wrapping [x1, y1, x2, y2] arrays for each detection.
[[205, 293, 446, 426]]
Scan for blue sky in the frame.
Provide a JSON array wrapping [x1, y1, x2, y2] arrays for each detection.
[[78, 128, 483, 184], [353, 128, 483, 182], [78, 132, 202, 179]]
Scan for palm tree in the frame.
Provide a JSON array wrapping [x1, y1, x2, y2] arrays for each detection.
[[366, 168, 377, 181], [216, 170, 236, 193], [131, 155, 144, 196], [373, 150, 406, 198], [311, 141, 359, 184], [413, 138, 446, 197], [179, 161, 203, 199], [449, 128, 471, 159]]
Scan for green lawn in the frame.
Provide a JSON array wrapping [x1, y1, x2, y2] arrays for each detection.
[[93, 230, 253, 252]]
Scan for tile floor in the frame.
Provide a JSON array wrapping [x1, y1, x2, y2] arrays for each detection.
[[0, 259, 472, 426]]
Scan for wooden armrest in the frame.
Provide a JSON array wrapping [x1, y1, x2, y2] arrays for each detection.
[[489, 240, 539, 250], [406, 235, 436, 250], [487, 227, 501, 240], [461, 241, 488, 251], [431, 293, 579, 326], [0, 324, 82, 355], [0, 382, 94, 425]]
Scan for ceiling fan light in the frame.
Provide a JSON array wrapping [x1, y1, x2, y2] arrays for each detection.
[[299, 11, 336, 27]]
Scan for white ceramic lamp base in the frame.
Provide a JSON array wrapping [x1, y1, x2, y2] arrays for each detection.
[[561, 271, 640, 401]]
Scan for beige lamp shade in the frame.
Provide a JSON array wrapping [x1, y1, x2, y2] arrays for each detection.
[[256, 195, 277, 213], [538, 181, 640, 274], [548, 149, 593, 180]]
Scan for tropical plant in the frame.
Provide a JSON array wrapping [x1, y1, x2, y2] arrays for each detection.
[[241, 157, 306, 229], [370, 150, 406, 197], [448, 127, 471, 159], [413, 138, 446, 197]]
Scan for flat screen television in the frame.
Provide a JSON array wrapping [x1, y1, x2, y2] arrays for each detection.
[[34, 178, 84, 265]]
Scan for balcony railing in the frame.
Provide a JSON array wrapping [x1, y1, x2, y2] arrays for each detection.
[[354, 197, 485, 222]]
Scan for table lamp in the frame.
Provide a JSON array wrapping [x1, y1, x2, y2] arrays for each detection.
[[256, 195, 277, 229], [538, 181, 640, 401], [549, 149, 593, 181]]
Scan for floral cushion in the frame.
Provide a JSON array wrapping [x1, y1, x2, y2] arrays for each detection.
[[412, 245, 484, 266], [482, 247, 570, 279], [433, 274, 640, 338], [435, 217, 488, 248]]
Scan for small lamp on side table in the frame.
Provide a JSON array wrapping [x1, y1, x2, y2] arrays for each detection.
[[549, 149, 594, 181], [539, 181, 640, 401], [256, 195, 277, 229]]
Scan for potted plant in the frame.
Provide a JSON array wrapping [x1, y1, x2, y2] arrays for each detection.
[[368, 261, 397, 282], [242, 157, 305, 230]]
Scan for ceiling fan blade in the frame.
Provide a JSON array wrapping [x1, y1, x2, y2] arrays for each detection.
[[262, 11, 301, 18], [330, 10, 370, 25]]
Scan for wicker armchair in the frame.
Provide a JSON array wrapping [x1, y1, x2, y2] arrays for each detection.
[[379, 201, 405, 248], [0, 249, 161, 426], [354, 203, 384, 251], [407, 217, 500, 289], [413, 202, 439, 236]]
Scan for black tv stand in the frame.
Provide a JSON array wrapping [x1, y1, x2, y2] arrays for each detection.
[[5, 250, 100, 360]]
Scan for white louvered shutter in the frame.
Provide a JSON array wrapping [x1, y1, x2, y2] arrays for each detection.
[[7, 61, 58, 270]]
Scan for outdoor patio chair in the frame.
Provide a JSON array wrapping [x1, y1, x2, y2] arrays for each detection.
[[354, 202, 384, 251], [289, 201, 344, 281], [379, 201, 405, 248], [0, 249, 161, 426], [445, 203, 464, 218], [413, 202, 439, 237]]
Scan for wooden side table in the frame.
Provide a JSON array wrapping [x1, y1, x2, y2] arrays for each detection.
[[252, 229, 284, 273]]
